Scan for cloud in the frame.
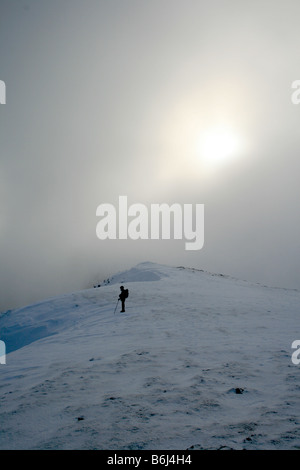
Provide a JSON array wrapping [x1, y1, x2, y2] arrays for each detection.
[[1, 0, 300, 310]]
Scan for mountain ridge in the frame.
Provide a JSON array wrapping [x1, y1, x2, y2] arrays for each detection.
[[0, 261, 299, 449]]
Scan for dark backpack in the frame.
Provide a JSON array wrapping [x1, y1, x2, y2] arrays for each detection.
[[124, 289, 129, 298]]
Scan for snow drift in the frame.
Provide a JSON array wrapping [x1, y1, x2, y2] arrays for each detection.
[[0, 261, 300, 450]]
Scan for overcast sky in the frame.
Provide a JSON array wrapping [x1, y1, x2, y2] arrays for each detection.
[[1, 0, 300, 311]]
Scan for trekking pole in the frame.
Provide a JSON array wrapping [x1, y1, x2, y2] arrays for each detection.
[[114, 299, 119, 315]]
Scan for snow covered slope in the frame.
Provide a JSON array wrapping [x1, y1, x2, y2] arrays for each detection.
[[0, 261, 300, 450]]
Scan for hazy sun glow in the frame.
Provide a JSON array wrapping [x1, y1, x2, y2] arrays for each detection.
[[159, 98, 243, 182], [199, 127, 240, 166]]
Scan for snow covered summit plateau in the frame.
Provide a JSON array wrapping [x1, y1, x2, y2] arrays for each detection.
[[0, 262, 300, 449]]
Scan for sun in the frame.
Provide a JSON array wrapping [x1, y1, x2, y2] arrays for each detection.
[[199, 126, 240, 166], [158, 104, 243, 182]]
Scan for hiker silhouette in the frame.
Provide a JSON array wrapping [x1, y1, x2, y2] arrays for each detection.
[[119, 286, 128, 312]]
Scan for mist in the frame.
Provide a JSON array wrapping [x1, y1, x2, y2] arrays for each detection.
[[1, 0, 300, 311]]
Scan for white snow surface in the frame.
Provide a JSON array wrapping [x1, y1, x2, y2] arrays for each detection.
[[1, 261, 300, 450]]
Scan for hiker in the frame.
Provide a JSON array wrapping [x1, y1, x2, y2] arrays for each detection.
[[119, 285, 128, 312]]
